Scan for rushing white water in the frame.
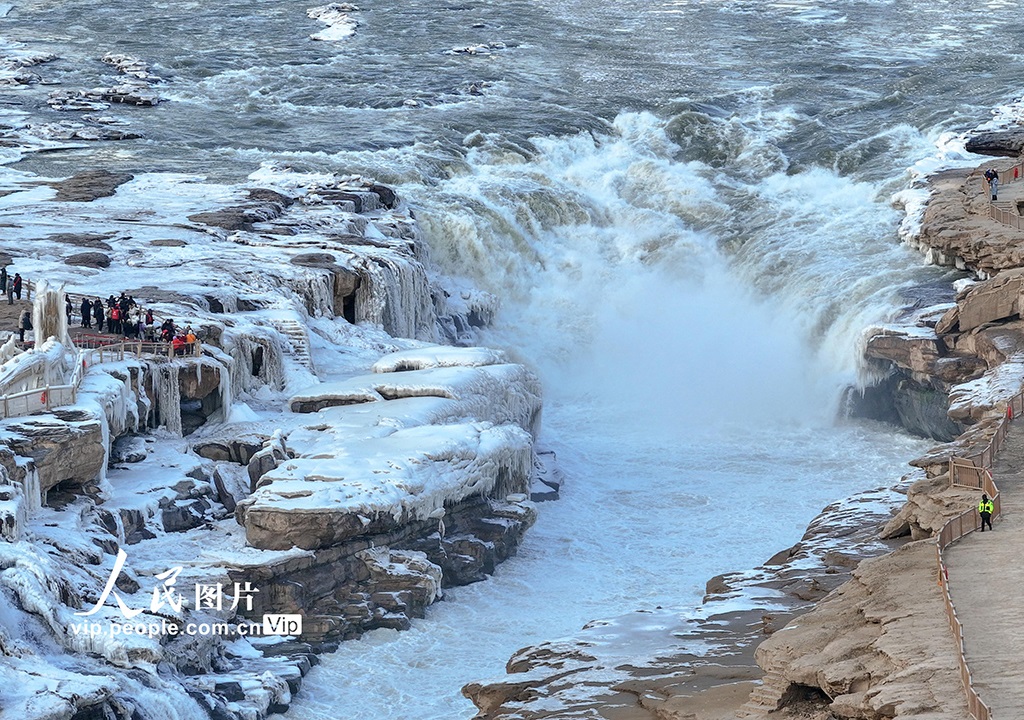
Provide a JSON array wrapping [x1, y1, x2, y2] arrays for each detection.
[[287, 109, 937, 717]]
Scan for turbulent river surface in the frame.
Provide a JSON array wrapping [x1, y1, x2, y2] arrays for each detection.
[[5, 0, 1024, 717]]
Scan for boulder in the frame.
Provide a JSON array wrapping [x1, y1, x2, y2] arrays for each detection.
[[110, 435, 147, 464], [290, 252, 337, 267], [965, 129, 1024, 157], [49, 170, 134, 202], [4, 417, 105, 493], [934, 305, 960, 335], [178, 361, 221, 400], [150, 238, 187, 247], [187, 208, 258, 232], [863, 329, 941, 376], [211, 468, 237, 513], [932, 355, 987, 384], [46, 233, 114, 250], [370, 184, 398, 209], [188, 194, 291, 232], [160, 497, 211, 533], [247, 188, 294, 207], [65, 252, 111, 268], [192, 437, 267, 465], [956, 268, 1024, 331]]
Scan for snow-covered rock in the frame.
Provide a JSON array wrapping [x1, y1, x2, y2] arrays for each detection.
[[237, 422, 532, 550]]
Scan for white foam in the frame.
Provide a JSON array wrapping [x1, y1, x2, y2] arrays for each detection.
[[307, 4, 359, 42]]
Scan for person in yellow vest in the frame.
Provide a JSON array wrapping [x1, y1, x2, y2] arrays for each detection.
[[979, 494, 994, 532]]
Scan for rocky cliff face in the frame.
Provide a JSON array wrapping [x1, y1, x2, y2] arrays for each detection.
[[0, 169, 551, 720]]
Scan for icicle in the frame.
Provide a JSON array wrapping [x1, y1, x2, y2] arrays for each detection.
[[228, 331, 285, 394], [157, 363, 182, 435], [31, 280, 72, 348], [24, 467, 40, 514], [135, 361, 152, 428], [0, 482, 26, 542], [353, 252, 436, 341], [96, 397, 111, 483], [217, 354, 233, 422]]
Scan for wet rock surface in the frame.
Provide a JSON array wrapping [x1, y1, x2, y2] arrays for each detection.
[[49, 170, 134, 202]]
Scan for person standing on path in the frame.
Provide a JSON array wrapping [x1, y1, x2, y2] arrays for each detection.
[[18, 308, 30, 343], [979, 493, 994, 531], [12, 273, 22, 301], [1, 266, 8, 293], [985, 168, 1000, 201]]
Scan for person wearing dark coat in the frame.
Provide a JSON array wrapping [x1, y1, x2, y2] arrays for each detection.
[[93, 299, 104, 332], [0, 266, 7, 293], [18, 308, 30, 343], [80, 297, 92, 328], [12, 274, 22, 300], [65, 295, 73, 323]]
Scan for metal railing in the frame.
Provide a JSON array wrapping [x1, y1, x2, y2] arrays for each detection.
[[80, 339, 201, 363], [988, 203, 1024, 230], [986, 160, 1024, 230], [0, 348, 84, 420], [0, 280, 203, 421], [996, 159, 1024, 186], [936, 389, 1024, 720], [0, 339, 202, 421]]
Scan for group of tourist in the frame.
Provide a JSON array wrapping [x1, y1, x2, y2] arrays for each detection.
[[1, 267, 24, 305], [6, 275, 199, 354], [61, 292, 198, 353], [68, 292, 154, 338]]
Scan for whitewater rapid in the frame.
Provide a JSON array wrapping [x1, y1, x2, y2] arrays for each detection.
[[285, 111, 939, 718]]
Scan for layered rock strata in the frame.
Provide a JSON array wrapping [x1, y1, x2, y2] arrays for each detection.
[[0, 166, 547, 720]]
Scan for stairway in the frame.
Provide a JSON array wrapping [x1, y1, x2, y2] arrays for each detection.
[[735, 671, 792, 716], [268, 317, 315, 373]]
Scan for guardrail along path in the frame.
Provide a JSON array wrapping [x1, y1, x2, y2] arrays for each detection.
[[945, 422, 1024, 718]]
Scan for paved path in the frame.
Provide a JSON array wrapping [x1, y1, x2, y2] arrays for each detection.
[[945, 423, 1024, 719]]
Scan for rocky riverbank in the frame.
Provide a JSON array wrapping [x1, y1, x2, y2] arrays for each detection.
[[0, 166, 558, 719], [462, 135, 1024, 719]]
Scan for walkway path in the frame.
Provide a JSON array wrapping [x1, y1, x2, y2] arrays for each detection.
[[945, 423, 1024, 718]]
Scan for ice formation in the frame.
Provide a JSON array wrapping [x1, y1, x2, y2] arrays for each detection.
[[0, 159, 541, 719]]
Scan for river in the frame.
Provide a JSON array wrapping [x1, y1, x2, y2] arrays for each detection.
[[3, 0, 1022, 716]]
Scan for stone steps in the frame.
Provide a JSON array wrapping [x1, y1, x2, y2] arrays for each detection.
[[735, 670, 791, 716], [268, 318, 314, 372]]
